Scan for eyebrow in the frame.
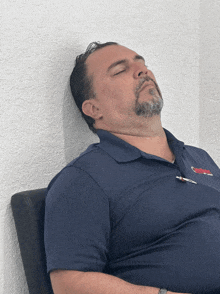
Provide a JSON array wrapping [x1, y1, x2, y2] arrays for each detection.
[[107, 55, 145, 73]]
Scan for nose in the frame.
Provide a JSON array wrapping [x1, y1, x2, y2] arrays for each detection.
[[134, 64, 149, 79]]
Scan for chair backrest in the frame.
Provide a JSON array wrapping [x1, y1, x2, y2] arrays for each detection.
[[11, 189, 54, 294]]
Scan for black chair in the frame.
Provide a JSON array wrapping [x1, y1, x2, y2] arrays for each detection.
[[11, 189, 54, 294]]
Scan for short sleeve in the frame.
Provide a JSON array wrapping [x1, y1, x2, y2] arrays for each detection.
[[44, 166, 110, 274]]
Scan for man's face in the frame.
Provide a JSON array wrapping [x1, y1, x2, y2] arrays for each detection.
[[84, 44, 163, 132]]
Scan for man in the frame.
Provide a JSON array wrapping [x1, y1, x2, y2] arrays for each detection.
[[44, 42, 220, 294]]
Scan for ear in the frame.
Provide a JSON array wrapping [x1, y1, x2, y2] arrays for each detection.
[[82, 99, 102, 120]]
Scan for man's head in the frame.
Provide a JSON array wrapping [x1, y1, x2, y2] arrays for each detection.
[[70, 42, 118, 133], [70, 42, 163, 134]]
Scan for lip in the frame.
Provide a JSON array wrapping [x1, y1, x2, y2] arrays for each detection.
[[139, 81, 154, 92]]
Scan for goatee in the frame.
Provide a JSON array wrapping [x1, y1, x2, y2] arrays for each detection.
[[134, 88, 164, 117]]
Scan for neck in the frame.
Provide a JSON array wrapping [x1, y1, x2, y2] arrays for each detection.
[[109, 115, 164, 141], [108, 119, 175, 163]]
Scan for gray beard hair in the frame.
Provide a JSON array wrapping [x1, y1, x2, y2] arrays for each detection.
[[134, 88, 164, 117]]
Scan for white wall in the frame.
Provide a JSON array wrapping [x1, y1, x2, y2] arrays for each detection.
[[2, 0, 217, 292], [199, 0, 220, 167]]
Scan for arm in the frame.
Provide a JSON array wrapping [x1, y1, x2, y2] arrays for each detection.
[[50, 270, 190, 294]]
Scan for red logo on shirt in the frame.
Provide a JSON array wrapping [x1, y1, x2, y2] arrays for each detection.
[[191, 167, 213, 176]]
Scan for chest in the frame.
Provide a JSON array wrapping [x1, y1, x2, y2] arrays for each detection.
[[108, 174, 220, 259]]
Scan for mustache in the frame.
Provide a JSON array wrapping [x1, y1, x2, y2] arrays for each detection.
[[135, 76, 162, 98]]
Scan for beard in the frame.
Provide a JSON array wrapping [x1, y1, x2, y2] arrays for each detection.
[[134, 78, 163, 118]]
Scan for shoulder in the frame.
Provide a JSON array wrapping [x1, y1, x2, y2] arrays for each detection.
[[184, 144, 220, 171], [185, 144, 214, 160], [48, 143, 99, 185], [46, 143, 111, 203]]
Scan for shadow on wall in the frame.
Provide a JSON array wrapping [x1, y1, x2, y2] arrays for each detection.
[[62, 81, 99, 165]]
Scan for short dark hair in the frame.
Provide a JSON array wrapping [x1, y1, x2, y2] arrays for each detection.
[[70, 41, 118, 133]]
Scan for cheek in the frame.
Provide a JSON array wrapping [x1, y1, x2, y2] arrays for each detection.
[[95, 79, 136, 115], [101, 80, 135, 100], [100, 84, 118, 99]]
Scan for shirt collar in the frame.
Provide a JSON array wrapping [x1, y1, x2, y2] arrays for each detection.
[[96, 128, 185, 163]]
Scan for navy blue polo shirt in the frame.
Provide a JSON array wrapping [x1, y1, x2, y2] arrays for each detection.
[[44, 128, 220, 294]]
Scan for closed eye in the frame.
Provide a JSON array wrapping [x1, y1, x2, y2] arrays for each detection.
[[114, 70, 126, 76]]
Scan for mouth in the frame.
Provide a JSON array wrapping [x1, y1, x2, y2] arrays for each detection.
[[139, 81, 155, 93], [135, 76, 163, 100]]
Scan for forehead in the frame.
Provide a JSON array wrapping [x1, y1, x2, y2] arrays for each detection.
[[86, 45, 138, 77]]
